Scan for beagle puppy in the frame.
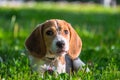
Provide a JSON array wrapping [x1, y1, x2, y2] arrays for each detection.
[[25, 19, 89, 76]]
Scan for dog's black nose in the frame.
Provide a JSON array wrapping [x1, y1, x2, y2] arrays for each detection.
[[56, 41, 65, 48]]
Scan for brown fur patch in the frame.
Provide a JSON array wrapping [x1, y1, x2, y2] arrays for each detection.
[[25, 24, 46, 58]]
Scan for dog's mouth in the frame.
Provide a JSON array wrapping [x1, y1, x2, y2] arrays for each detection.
[[50, 48, 68, 55], [56, 49, 67, 54]]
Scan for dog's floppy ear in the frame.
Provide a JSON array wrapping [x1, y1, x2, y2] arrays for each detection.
[[67, 23, 82, 60], [25, 24, 46, 58]]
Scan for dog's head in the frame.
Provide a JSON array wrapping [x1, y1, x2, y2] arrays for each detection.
[[25, 19, 82, 59]]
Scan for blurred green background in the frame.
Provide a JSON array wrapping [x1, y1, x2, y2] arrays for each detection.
[[0, 1, 120, 79]]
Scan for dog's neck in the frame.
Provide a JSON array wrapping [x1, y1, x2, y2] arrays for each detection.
[[57, 55, 66, 65], [45, 51, 66, 74], [45, 51, 66, 65], [29, 53, 66, 74], [55, 54, 66, 74]]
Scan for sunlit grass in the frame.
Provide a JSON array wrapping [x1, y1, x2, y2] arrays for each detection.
[[0, 2, 120, 80]]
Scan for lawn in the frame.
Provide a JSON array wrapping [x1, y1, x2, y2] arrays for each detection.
[[0, 2, 120, 80]]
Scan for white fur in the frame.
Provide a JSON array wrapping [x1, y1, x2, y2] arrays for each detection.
[[54, 20, 58, 31], [56, 58, 66, 74], [51, 35, 69, 55], [28, 55, 45, 76], [29, 54, 66, 76]]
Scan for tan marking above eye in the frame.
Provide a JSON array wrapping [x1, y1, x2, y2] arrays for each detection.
[[44, 27, 56, 36]]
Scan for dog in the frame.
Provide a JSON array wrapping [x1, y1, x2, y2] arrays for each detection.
[[25, 19, 89, 76]]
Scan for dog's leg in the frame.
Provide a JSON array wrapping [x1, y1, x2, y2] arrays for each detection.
[[65, 54, 73, 74], [72, 58, 90, 72], [65, 54, 90, 73]]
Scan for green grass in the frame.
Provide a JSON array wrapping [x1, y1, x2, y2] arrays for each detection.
[[0, 2, 120, 80]]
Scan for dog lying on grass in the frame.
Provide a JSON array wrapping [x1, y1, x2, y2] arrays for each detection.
[[25, 19, 89, 76]]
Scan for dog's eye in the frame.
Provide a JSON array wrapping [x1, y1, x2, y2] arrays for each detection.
[[46, 30, 53, 36], [64, 30, 68, 34]]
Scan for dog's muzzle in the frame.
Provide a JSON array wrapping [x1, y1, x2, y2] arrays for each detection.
[[56, 40, 65, 49]]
